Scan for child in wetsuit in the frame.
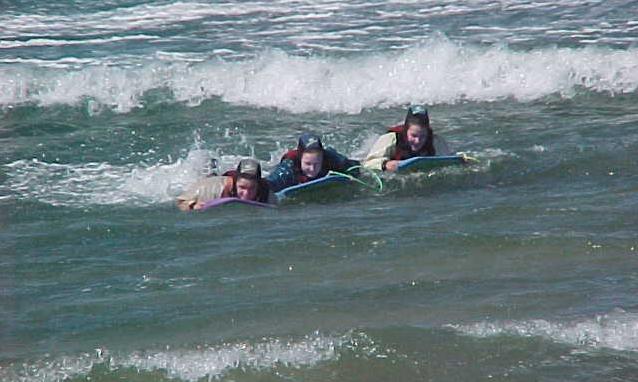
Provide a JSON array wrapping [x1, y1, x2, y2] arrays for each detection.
[[266, 133, 359, 192]]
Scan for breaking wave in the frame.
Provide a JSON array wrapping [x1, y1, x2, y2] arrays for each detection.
[[449, 308, 638, 352], [2, 39, 637, 114]]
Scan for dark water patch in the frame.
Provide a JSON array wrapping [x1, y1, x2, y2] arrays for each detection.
[[137, 87, 177, 112], [0, 104, 86, 138], [1, 121, 80, 139]]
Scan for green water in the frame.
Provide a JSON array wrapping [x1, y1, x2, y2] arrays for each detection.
[[2, 1, 638, 380]]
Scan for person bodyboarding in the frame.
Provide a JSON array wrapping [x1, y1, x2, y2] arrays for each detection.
[[176, 158, 275, 211], [363, 105, 452, 172], [266, 132, 360, 192]]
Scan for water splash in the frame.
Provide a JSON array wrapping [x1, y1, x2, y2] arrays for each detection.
[[2, 148, 219, 207], [448, 308, 638, 352], [0, 332, 342, 382], [2, 40, 637, 113], [113, 333, 339, 381]]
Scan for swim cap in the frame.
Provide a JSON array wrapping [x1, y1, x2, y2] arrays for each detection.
[[405, 105, 429, 128], [236, 158, 262, 180], [297, 132, 323, 152]]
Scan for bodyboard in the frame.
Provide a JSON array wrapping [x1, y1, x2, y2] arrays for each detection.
[[275, 174, 351, 201], [396, 155, 466, 173], [200, 197, 274, 210]]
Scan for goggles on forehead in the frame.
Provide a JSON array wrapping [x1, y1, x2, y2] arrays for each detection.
[[408, 105, 428, 117], [236, 159, 262, 179], [298, 132, 324, 152]]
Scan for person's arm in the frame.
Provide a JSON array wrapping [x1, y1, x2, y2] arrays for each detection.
[[176, 181, 202, 211], [363, 133, 399, 171], [175, 177, 226, 211], [265, 159, 297, 192], [433, 134, 453, 156], [324, 147, 360, 173], [176, 198, 196, 211]]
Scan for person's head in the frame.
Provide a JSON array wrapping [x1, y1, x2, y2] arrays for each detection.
[[297, 132, 323, 152], [297, 132, 325, 178], [235, 159, 262, 200], [403, 105, 431, 152], [300, 149, 324, 178]]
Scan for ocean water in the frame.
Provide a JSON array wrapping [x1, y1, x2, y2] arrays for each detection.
[[2, 1, 638, 381]]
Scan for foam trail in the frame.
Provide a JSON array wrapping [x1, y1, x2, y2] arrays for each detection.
[[0, 352, 98, 382], [112, 333, 339, 381], [448, 308, 638, 352], [2, 40, 637, 113], [2, 148, 217, 207], [0, 333, 341, 382]]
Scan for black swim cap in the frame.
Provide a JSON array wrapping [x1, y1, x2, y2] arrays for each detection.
[[405, 105, 429, 128], [297, 132, 323, 152], [236, 158, 262, 180]]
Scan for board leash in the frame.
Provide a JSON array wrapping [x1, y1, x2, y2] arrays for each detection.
[[458, 152, 480, 163], [328, 165, 384, 193]]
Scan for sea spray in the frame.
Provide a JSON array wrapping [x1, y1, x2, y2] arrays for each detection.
[[2, 41, 637, 113]]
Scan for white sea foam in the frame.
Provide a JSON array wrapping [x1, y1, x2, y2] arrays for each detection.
[[112, 333, 339, 381], [0, 333, 341, 382], [0, 352, 98, 382], [2, 40, 637, 113], [448, 308, 638, 352], [2, 147, 222, 207], [0, 35, 157, 49], [531, 145, 547, 153]]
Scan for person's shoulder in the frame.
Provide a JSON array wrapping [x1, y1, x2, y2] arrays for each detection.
[[281, 149, 299, 162], [266, 160, 298, 192], [196, 175, 229, 186], [375, 131, 397, 144], [189, 176, 231, 195], [176, 176, 229, 208], [387, 124, 404, 134], [323, 146, 341, 157]]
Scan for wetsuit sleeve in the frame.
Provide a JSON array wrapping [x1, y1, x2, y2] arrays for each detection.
[[363, 133, 397, 170], [324, 147, 360, 173], [265, 159, 298, 192], [433, 134, 453, 156], [176, 176, 227, 210]]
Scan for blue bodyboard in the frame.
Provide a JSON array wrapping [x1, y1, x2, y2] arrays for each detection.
[[396, 155, 466, 173], [275, 175, 351, 201]]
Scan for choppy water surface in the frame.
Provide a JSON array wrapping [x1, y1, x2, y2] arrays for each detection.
[[1, 1, 638, 381]]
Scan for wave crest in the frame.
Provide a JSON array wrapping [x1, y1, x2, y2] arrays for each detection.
[[2, 40, 637, 113], [0, 332, 341, 382], [448, 308, 638, 352]]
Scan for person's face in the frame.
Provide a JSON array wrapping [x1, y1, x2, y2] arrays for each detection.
[[300, 151, 323, 178], [236, 177, 258, 200], [406, 124, 427, 152]]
